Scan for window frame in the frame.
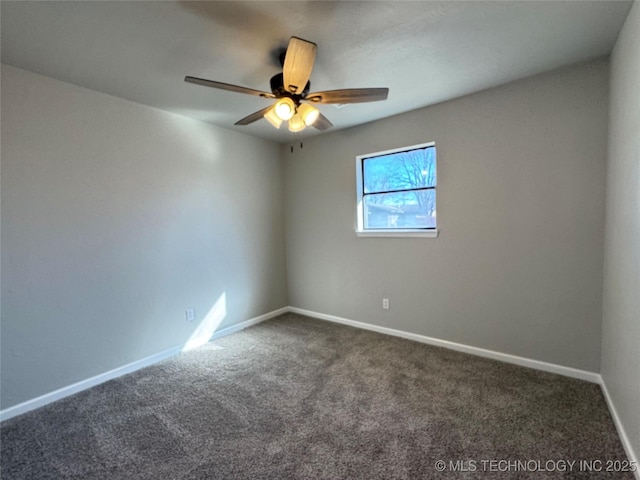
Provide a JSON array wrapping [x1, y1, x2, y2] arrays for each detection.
[[355, 141, 438, 238]]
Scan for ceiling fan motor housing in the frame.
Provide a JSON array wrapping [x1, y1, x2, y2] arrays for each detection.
[[270, 73, 310, 101]]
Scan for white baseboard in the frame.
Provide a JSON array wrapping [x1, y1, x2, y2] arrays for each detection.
[[599, 378, 640, 479], [211, 306, 289, 340], [0, 306, 287, 423], [0, 345, 181, 423], [287, 307, 601, 383]]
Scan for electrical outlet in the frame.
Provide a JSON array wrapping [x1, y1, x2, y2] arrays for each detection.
[[185, 308, 195, 322], [382, 298, 390, 310]]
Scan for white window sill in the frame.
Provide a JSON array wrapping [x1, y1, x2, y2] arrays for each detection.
[[356, 229, 439, 238]]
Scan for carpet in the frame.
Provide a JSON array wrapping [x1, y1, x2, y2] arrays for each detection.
[[1, 313, 634, 479]]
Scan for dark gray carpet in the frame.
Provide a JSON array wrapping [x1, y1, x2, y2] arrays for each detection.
[[1, 313, 634, 479]]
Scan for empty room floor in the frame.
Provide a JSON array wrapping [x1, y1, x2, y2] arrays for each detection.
[[0, 313, 632, 479]]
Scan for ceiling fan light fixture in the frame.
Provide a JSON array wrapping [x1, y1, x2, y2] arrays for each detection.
[[298, 103, 319, 126], [288, 112, 306, 132], [274, 97, 296, 121], [185, 37, 388, 132], [263, 107, 283, 128]]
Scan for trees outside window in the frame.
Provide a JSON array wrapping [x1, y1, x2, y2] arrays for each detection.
[[357, 143, 436, 231]]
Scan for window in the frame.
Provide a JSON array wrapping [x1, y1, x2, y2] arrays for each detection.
[[356, 142, 437, 237]]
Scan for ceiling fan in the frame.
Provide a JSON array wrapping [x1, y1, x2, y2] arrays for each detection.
[[185, 36, 389, 133]]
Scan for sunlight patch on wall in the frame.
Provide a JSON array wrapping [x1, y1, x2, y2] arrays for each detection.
[[183, 292, 227, 351]]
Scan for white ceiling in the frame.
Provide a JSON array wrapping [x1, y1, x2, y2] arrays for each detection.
[[1, 1, 632, 143]]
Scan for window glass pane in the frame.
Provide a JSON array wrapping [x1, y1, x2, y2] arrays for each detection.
[[363, 189, 436, 229], [363, 146, 436, 194]]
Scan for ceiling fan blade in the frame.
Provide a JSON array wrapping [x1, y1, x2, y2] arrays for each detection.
[[185, 76, 275, 98], [234, 105, 274, 126], [313, 112, 333, 131], [306, 88, 389, 104], [283, 37, 317, 94]]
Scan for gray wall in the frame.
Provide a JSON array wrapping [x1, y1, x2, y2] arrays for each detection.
[[602, 1, 640, 462], [1, 65, 288, 409], [284, 59, 609, 372]]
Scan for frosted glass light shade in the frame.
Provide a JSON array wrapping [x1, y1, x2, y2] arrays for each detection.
[[298, 103, 319, 126], [274, 98, 295, 121], [288, 113, 306, 132], [264, 108, 283, 128]]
